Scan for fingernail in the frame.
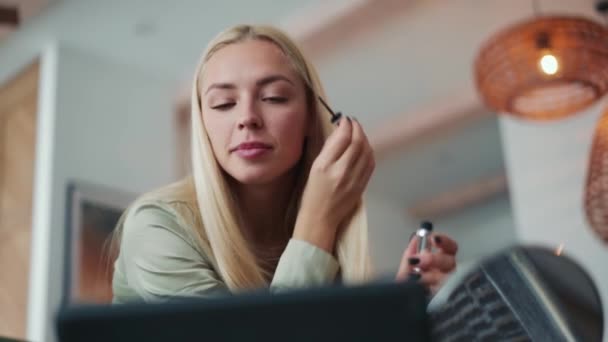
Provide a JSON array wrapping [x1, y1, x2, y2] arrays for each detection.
[[434, 236, 442, 244], [409, 232, 416, 241], [334, 113, 343, 126], [408, 257, 420, 265]]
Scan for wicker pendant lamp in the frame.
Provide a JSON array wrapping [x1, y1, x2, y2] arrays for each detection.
[[585, 105, 608, 243], [584, 2, 608, 245], [474, 1, 608, 121]]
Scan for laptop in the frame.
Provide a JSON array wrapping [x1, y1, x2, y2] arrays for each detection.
[[56, 280, 430, 342]]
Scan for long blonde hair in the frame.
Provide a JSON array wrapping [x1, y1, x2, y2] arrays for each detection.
[[111, 24, 372, 292]]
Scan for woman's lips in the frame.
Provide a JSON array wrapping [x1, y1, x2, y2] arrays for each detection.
[[232, 142, 272, 159], [234, 147, 271, 159]]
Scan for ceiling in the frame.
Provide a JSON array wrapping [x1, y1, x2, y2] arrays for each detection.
[[1, 0, 604, 213], [314, 0, 604, 208], [0, 0, 320, 80], [0, 0, 50, 41]]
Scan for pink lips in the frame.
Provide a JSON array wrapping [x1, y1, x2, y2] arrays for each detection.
[[232, 142, 272, 159]]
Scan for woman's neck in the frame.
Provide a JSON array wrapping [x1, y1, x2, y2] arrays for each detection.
[[231, 171, 296, 246]]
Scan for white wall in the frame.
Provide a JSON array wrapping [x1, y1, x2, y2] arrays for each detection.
[[27, 43, 177, 342], [365, 194, 413, 277], [366, 192, 517, 279], [500, 100, 608, 338], [433, 194, 517, 265]]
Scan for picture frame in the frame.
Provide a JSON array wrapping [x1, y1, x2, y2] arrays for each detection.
[[63, 180, 136, 305]]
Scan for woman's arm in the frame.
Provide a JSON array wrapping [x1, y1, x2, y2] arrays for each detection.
[[270, 238, 340, 292], [269, 117, 375, 291], [114, 201, 340, 302]]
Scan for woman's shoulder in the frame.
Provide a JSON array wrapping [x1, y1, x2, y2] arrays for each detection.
[[127, 188, 196, 217], [122, 178, 203, 249], [126, 197, 193, 224], [130, 176, 198, 218], [123, 199, 194, 241]]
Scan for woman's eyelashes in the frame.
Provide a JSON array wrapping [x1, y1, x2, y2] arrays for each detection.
[[210, 102, 236, 110], [210, 96, 288, 110], [262, 96, 288, 104]]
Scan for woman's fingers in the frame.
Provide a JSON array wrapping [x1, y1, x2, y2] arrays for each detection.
[[396, 236, 419, 280], [326, 118, 374, 200], [336, 117, 368, 170], [419, 269, 446, 288], [397, 246, 456, 281], [417, 251, 456, 273], [357, 153, 376, 192], [395, 231, 458, 293], [316, 116, 353, 164], [354, 119, 375, 188], [431, 233, 458, 255], [345, 119, 375, 189]]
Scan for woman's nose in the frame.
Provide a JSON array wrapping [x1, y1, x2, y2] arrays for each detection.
[[237, 104, 263, 130]]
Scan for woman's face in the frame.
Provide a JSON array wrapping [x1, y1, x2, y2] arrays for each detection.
[[200, 39, 310, 185]]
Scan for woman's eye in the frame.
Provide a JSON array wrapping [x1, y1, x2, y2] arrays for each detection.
[[211, 102, 235, 110], [262, 96, 288, 104]]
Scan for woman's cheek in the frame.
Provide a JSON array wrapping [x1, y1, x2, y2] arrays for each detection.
[[279, 117, 306, 149]]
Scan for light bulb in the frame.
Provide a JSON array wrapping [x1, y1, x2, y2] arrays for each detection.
[[555, 242, 564, 256], [540, 54, 559, 75]]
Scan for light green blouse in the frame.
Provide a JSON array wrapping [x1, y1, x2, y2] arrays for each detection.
[[112, 199, 340, 303]]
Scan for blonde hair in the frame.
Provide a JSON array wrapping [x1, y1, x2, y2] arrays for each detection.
[[111, 24, 372, 292]]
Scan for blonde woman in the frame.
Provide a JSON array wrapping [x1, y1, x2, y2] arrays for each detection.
[[110, 24, 458, 303]]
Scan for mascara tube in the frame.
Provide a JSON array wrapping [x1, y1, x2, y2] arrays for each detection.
[[411, 220, 433, 277]]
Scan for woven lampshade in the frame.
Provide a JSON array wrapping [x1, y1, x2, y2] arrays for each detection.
[[475, 16, 608, 120], [585, 106, 608, 244]]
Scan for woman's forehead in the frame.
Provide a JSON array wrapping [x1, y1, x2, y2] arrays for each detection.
[[201, 39, 299, 89]]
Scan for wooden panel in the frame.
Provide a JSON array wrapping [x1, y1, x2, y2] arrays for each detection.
[[0, 229, 31, 338], [0, 62, 39, 113], [1, 99, 36, 230], [0, 61, 38, 340]]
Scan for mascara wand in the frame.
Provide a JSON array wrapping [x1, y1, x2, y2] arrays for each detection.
[[303, 80, 343, 125], [316, 96, 343, 125]]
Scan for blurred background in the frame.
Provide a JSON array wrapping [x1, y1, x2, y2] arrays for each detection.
[[0, 0, 607, 341]]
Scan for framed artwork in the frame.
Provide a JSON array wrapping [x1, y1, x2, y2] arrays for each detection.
[[64, 180, 136, 305]]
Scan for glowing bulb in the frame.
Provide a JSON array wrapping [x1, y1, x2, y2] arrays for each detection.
[[540, 54, 559, 75], [555, 243, 564, 256]]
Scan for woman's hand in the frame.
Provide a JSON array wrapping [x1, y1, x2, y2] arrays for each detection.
[[294, 117, 375, 253], [395, 232, 458, 294]]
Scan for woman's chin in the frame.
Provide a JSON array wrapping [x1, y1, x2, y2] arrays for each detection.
[[230, 169, 280, 185], [224, 157, 299, 186]]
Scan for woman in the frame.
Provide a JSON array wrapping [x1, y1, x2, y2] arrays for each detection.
[[110, 24, 457, 303]]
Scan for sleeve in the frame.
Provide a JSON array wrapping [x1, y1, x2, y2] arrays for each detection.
[[119, 201, 229, 302], [270, 238, 340, 292], [119, 201, 340, 301]]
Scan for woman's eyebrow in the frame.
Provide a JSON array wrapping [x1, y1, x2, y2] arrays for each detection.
[[205, 74, 294, 95], [256, 74, 294, 87], [205, 83, 235, 95]]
